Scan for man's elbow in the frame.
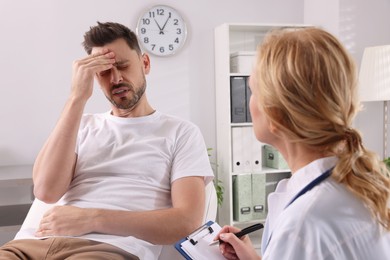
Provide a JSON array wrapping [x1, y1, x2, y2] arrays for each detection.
[[33, 185, 63, 204], [182, 214, 204, 237]]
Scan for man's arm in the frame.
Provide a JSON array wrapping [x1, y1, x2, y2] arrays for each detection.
[[33, 49, 116, 203], [32, 98, 83, 203], [36, 176, 206, 244]]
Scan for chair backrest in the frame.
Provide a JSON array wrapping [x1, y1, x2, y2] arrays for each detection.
[[16, 181, 218, 259]]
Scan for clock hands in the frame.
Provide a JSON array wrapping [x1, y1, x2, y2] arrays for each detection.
[[154, 19, 163, 32], [154, 16, 170, 35], [160, 15, 171, 34]]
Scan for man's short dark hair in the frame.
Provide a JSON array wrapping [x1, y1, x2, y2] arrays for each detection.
[[82, 21, 142, 55]]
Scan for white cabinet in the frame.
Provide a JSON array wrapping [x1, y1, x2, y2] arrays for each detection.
[[214, 23, 305, 248], [0, 165, 33, 245]]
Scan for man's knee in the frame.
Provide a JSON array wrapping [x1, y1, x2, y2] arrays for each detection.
[[0, 239, 47, 260]]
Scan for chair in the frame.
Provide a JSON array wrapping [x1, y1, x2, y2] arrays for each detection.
[[16, 181, 218, 260]]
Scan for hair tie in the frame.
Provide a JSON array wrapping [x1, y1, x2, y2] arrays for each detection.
[[344, 127, 362, 152]]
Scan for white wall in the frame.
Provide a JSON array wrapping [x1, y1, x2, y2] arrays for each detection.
[[1, 0, 389, 166], [304, 0, 390, 158], [0, 0, 304, 166], [352, 0, 390, 158]]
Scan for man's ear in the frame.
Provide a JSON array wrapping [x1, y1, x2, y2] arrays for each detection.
[[142, 53, 151, 74]]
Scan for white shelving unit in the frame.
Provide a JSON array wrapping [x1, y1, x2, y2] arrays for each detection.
[[214, 23, 305, 248], [0, 165, 33, 245]]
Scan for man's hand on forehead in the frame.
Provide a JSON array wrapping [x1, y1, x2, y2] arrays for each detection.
[[91, 47, 114, 57]]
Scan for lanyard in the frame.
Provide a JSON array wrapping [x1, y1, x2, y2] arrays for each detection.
[[285, 167, 333, 208], [263, 167, 333, 252]]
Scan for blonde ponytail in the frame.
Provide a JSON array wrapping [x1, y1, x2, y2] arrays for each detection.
[[333, 128, 390, 230]]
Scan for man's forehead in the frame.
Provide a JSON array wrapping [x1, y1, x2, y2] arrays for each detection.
[[91, 43, 138, 59]]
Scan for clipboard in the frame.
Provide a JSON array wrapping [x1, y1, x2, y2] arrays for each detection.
[[174, 221, 225, 260]]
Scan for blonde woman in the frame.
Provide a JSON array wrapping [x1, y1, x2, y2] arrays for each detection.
[[217, 28, 390, 259]]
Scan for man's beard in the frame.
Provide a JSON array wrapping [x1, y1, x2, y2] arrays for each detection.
[[107, 79, 146, 110]]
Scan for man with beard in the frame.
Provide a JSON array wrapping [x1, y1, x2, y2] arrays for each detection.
[[0, 22, 214, 260]]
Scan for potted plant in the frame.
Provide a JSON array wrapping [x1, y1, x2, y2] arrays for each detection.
[[208, 148, 224, 206], [384, 157, 390, 168]]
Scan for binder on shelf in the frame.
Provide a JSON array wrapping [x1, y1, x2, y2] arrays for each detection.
[[233, 174, 253, 222], [232, 127, 253, 173], [174, 221, 224, 260], [230, 76, 247, 123], [252, 173, 267, 220], [245, 77, 252, 122], [262, 145, 289, 169], [231, 127, 244, 172], [248, 128, 262, 172]]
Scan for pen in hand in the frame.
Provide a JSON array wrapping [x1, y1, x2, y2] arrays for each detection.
[[209, 223, 264, 246]]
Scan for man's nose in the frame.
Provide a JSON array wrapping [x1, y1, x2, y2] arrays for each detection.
[[110, 67, 122, 84]]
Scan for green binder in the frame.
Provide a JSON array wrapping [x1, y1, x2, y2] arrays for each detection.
[[233, 174, 252, 222]]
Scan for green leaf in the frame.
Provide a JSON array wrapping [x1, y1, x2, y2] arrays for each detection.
[[208, 147, 224, 206]]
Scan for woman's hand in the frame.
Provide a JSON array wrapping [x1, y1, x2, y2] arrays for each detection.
[[217, 225, 261, 260]]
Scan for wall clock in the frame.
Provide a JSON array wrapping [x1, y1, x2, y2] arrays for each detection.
[[136, 5, 188, 57]]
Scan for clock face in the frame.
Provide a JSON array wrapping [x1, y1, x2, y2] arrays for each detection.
[[136, 5, 187, 57]]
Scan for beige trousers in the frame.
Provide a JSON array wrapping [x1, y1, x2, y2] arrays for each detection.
[[0, 237, 139, 260]]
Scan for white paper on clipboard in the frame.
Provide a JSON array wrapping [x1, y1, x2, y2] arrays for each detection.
[[175, 221, 225, 259]]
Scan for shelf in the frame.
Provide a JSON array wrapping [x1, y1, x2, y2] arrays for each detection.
[[233, 219, 266, 227], [0, 165, 34, 246], [215, 23, 304, 228], [0, 165, 33, 188], [0, 165, 34, 206], [0, 225, 21, 232], [231, 123, 253, 127], [0, 204, 31, 226], [262, 167, 290, 174], [231, 168, 290, 176], [230, 72, 251, 77], [224, 23, 308, 32]]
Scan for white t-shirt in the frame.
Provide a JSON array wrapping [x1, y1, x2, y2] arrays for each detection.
[[262, 157, 390, 260], [20, 111, 214, 259]]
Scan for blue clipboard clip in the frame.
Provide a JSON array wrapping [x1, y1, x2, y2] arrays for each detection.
[[174, 220, 216, 260], [187, 222, 214, 245]]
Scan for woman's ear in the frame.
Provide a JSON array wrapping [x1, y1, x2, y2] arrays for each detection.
[[267, 107, 284, 134], [268, 119, 279, 134]]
